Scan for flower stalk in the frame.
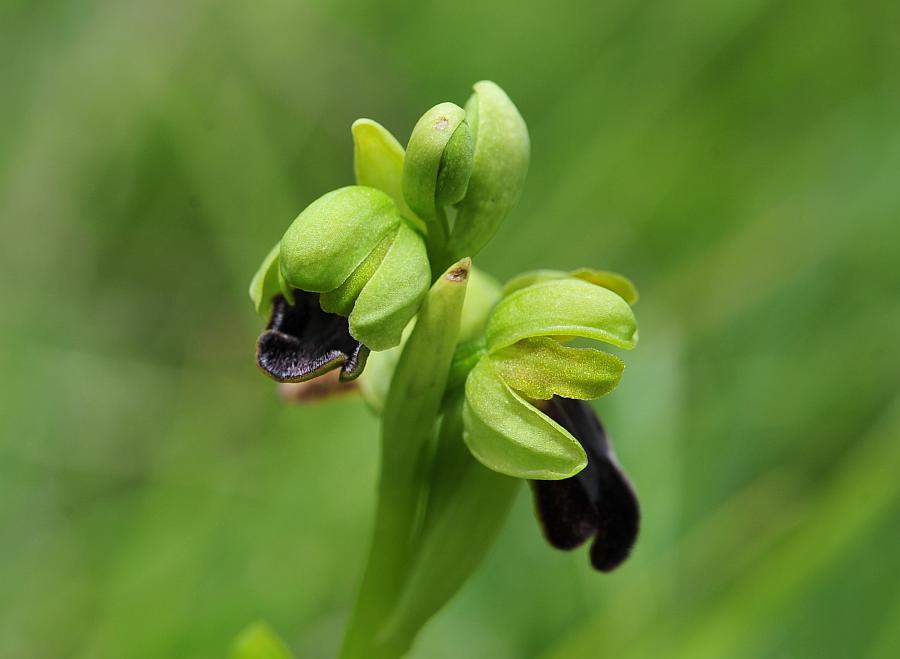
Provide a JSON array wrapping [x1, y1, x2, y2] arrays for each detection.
[[340, 260, 470, 659]]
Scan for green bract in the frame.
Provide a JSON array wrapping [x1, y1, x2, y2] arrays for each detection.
[[462, 276, 638, 480]]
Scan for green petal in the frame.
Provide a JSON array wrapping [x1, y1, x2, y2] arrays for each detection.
[[501, 269, 566, 297], [446, 81, 530, 260], [435, 120, 474, 206], [570, 268, 639, 305], [502, 268, 639, 305], [319, 230, 395, 317], [485, 278, 638, 352], [248, 243, 282, 316], [351, 119, 420, 224], [402, 102, 469, 223], [349, 223, 430, 350], [463, 359, 587, 480], [490, 337, 625, 400], [279, 186, 399, 293]]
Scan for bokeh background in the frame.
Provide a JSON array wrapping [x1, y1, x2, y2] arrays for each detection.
[[3, 0, 900, 657]]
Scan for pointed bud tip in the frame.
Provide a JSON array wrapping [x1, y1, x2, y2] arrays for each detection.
[[446, 257, 472, 283]]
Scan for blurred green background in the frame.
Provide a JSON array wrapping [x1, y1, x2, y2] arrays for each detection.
[[2, 0, 900, 657]]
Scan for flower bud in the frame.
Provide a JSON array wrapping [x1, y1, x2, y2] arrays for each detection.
[[402, 102, 474, 223], [446, 81, 530, 260], [249, 185, 430, 383]]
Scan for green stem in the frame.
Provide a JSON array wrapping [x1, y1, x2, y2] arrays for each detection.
[[339, 259, 471, 659]]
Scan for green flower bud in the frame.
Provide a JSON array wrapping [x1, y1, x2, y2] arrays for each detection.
[[402, 102, 473, 224], [446, 81, 530, 261], [278, 186, 430, 351], [249, 185, 430, 384]]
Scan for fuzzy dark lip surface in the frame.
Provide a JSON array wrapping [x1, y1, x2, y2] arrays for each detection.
[[531, 397, 640, 572], [256, 291, 368, 383]]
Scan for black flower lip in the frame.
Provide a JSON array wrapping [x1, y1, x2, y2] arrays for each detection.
[[531, 397, 640, 572], [256, 291, 369, 383]]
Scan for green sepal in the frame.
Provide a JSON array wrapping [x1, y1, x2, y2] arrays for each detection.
[[463, 358, 587, 480], [349, 223, 431, 351], [500, 268, 566, 297], [503, 268, 639, 305], [320, 230, 395, 317], [230, 622, 294, 659], [351, 119, 422, 229], [446, 81, 530, 260], [402, 102, 469, 224], [435, 121, 474, 206], [485, 278, 638, 353], [248, 243, 282, 316], [279, 186, 400, 293], [490, 336, 625, 400]]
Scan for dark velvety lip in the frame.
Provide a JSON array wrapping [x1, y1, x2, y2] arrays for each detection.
[[256, 291, 369, 383], [531, 397, 640, 572]]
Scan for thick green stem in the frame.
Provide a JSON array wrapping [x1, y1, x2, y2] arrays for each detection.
[[339, 259, 471, 659]]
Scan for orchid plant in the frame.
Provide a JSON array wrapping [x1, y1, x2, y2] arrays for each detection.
[[243, 81, 640, 659]]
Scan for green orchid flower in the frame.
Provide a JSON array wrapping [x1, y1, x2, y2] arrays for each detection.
[[462, 275, 638, 479], [453, 273, 641, 570]]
